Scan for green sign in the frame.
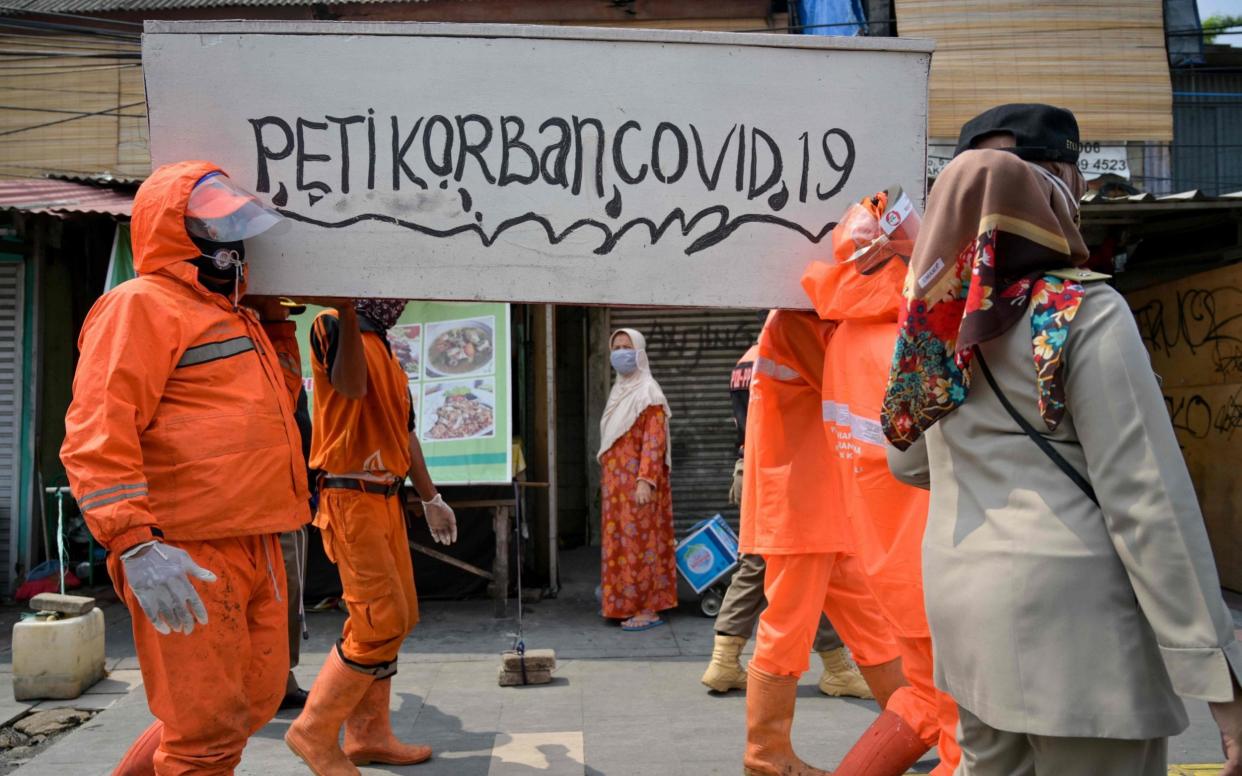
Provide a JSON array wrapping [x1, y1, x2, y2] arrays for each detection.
[[294, 301, 512, 485]]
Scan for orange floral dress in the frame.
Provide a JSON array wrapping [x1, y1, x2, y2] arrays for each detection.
[[600, 405, 678, 619]]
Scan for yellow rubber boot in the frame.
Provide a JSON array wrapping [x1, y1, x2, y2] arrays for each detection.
[[343, 677, 432, 766], [700, 634, 749, 692], [817, 648, 874, 699], [743, 665, 831, 776], [285, 648, 374, 776]]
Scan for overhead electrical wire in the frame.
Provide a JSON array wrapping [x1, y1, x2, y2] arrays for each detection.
[[0, 98, 144, 136]]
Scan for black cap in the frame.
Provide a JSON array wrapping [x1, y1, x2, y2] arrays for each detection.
[[953, 103, 1081, 163]]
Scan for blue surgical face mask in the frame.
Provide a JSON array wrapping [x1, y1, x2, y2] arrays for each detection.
[[610, 348, 639, 376]]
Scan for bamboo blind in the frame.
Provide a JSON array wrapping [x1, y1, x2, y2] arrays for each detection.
[[0, 33, 149, 180], [895, 0, 1173, 141], [0, 16, 782, 181]]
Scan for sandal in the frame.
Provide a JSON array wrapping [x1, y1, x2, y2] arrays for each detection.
[[621, 615, 665, 632]]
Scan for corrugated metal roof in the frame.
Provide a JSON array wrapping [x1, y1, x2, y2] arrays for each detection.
[[0, 178, 132, 217], [1082, 189, 1242, 210], [2, 0, 424, 12]]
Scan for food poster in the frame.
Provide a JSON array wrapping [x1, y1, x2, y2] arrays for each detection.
[[291, 302, 513, 485]]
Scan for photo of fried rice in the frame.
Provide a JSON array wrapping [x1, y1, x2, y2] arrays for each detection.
[[421, 380, 496, 441]]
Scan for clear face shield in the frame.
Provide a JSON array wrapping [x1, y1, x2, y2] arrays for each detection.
[[184, 172, 285, 308], [832, 185, 922, 275], [185, 172, 284, 245]]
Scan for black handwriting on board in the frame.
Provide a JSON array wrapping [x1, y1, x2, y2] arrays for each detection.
[[1132, 286, 1242, 361], [1166, 393, 1213, 440], [1214, 389, 1242, 438], [249, 112, 857, 255]]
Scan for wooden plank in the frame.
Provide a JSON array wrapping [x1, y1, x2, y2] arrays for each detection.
[[409, 540, 494, 580], [492, 505, 511, 617], [1127, 263, 1242, 590], [1128, 262, 1242, 389], [1158, 384, 1242, 591], [143, 21, 931, 308]]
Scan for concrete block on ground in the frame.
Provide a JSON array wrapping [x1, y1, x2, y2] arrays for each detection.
[[29, 594, 95, 617], [498, 668, 553, 687], [500, 649, 556, 672]]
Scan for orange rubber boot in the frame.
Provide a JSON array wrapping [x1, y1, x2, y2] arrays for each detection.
[[285, 649, 374, 776], [112, 720, 162, 776], [343, 677, 432, 766], [742, 665, 830, 776], [857, 658, 907, 710], [832, 711, 929, 775]]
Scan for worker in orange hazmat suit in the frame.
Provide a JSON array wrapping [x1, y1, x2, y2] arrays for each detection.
[[249, 295, 315, 711], [285, 298, 457, 775], [740, 310, 907, 776], [802, 186, 961, 775], [60, 161, 310, 776]]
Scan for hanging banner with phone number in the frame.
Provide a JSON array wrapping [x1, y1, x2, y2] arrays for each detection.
[[293, 301, 513, 485], [928, 142, 1130, 181]]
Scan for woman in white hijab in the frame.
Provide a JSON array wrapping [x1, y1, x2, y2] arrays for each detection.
[[598, 328, 677, 631]]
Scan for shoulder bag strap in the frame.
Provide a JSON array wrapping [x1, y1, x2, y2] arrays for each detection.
[[971, 345, 1100, 506]]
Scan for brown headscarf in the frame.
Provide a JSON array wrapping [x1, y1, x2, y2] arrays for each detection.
[[881, 149, 1090, 449]]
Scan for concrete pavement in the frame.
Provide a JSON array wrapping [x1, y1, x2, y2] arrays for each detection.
[[4, 548, 1236, 775]]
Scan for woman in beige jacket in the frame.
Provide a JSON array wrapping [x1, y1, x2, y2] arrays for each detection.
[[883, 104, 1242, 775]]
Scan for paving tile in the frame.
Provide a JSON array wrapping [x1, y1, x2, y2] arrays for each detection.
[[86, 670, 143, 695], [8, 547, 1241, 776], [487, 731, 584, 775], [32, 695, 122, 711]]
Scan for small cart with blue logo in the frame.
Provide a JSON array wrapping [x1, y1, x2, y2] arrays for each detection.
[[675, 514, 740, 617]]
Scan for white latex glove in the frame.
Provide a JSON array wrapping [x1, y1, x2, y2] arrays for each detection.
[[121, 541, 217, 635], [423, 493, 458, 545], [727, 458, 745, 505]]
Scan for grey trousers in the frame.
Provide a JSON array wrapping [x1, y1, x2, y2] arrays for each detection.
[[713, 553, 843, 652], [955, 705, 1167, 776], [280, 528, 308, 675]]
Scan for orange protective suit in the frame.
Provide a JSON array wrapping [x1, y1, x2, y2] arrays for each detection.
[[740, 311, 898, 677], [61, 160, 309, 775], [802, 256, 961, 773], [260, 318, 304, 404], [309, 310, 419, 670]]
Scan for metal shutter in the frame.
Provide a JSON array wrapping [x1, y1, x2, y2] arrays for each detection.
[[0, 261, 22, 591], [607, 308, 762, 536]]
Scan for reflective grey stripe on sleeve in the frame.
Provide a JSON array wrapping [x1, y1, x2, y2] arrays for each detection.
[[177, 336, 255, 368], [79, 488, 148, 513], [753, 355, 802, 383], [76, 482, 146, 510]]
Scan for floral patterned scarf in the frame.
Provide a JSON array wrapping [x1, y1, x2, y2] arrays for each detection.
[[354, 298, 408, 331], [882, 149, 1090, 450]]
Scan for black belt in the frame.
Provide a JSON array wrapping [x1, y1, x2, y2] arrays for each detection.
[[319, 477, 401, 497]]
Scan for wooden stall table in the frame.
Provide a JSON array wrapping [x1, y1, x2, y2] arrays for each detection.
[[405, 484, 547, 618]]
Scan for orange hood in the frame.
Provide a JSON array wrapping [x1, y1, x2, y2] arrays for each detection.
[[131, 160, 222, 275], [801, 255, 906, 324]]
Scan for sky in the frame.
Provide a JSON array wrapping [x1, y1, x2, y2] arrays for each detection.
[[1198, 0, 1239, 20], [1198, 0, 1240, 45]]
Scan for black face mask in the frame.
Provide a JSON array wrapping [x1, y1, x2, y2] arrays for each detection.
[[189, 235, 244, 297]]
